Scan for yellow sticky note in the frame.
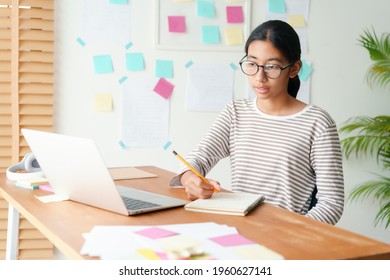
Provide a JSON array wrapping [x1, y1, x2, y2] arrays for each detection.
[[288, 15, 305, 27], [94, 93, 113, 112], [225, 27, 243, 46], [136, 248, 161, 260]]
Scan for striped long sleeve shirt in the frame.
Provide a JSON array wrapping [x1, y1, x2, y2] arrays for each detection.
[[171, 98, 344, 225]]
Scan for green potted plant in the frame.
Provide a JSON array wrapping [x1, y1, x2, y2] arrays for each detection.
[[339, 28, 390, 228]]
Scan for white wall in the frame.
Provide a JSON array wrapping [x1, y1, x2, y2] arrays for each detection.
[[54, 0, 390, 243]]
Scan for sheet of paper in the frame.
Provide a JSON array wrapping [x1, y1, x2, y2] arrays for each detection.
[[121, 77, 169, 147], [80, 223, 284, 260], [35, 194, 68, 203], [81, 0, 132, 45], [186, 63, 234, 112]]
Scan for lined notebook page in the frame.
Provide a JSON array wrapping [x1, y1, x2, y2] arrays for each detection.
[[184, 192, 264, 216]]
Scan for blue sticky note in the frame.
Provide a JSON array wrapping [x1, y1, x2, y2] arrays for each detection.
[[197, 0, 215, 18], [268, 0, 286, 13], [126, 53, 144, 71], [109, 0, 128, 4], [93, 55, 113, 74], [202, 25, 220, 44], [156, 60, 173, 78], [299, 60, 313, 81]]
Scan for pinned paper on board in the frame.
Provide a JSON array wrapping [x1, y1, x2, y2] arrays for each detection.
[[186, 63, 234, 112], [80, 0, 132, 45], [121, 77, 169, 148]]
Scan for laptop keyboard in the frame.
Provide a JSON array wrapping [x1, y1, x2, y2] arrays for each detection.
[[121, 196, 161, 210]]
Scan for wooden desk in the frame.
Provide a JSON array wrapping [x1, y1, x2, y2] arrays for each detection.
[[1, 166, 390, 260]]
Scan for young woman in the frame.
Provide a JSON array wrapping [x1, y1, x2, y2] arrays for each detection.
[[170, 20, 344, 225]]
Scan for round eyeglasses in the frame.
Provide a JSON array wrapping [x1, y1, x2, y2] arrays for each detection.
[[239, 57, 293, 79]]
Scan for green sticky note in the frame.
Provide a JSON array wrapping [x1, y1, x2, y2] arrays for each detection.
[[197, 0, 215, 18], [156, 60, 173, 78], [93, 55, 113, 74], [268, 0, 286, 13], [202, 25, 220, 44], [126, 53, 144, 71]]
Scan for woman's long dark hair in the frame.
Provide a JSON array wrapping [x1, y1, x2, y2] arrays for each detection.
[[245, 20, 301, 98]]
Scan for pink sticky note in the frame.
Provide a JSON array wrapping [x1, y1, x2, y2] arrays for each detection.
[[135, 227, 178, 239], [39, 184, 53, 193], [209, 233, 255, 247], [153, 78, 175, 99], [226, 6, 244, 23], [168, 16, 186, 32]]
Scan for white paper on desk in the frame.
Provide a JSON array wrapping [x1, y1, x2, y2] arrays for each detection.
[[121, 77, 169, 147], [80, 0, 132, 45], [80, 223, 241, 260], [35, 194, 68, 203], [186, 64, 234, 112]]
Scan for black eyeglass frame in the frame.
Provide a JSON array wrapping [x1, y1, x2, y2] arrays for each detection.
[[239, 55, 293, 79]]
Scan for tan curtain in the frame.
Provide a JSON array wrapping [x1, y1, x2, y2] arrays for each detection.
[[0, 0, 54, 260]]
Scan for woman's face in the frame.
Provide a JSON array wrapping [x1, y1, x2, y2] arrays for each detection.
[[246, 40, 298, 101]]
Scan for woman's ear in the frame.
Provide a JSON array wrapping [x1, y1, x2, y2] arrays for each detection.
[[289, 60, 302, 78]]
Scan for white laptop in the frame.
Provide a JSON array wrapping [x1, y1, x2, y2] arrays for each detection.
[[21, 129, 188, 215]]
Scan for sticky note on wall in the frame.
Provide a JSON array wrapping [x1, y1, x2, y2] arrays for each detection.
[[202, 25, 220, 44], [94, 93, 113, 112], [93, 55, 113, 74], [153, 78, 175, 99], [226, 6, 244, 23], [168, 16, 186, 32], [126, 53, 145, 71], [156, 60, 173, 78], [224, 27, 243, 46]]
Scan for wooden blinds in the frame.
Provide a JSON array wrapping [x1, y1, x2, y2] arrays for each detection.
[[0, 0, 54, 260]]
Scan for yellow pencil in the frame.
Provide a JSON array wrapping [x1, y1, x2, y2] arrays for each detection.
[[172, 150, 219, 193]]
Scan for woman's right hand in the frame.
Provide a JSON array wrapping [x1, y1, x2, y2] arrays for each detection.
[[180, 170, 221, 201]]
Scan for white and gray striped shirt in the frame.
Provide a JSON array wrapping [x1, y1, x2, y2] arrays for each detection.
[[171, 98, 344, 225]]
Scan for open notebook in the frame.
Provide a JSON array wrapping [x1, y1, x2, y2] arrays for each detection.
[[184, 192, 265, 216]]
